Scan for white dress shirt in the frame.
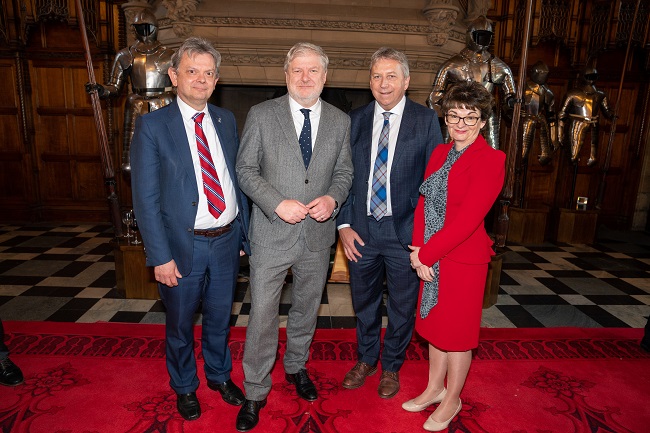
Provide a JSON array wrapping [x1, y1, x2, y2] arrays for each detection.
[[365, 96, 406, 217], [176, 97, 238, 229], [289, 96, 322, 152]]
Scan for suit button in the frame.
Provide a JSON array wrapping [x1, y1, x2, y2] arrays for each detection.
[[192, 202, 197, 206], [305, 179, 309, 184], [187, 228, 192, 232]]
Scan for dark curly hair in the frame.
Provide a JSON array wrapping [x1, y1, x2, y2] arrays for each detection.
[[441, 81, 494, 121]]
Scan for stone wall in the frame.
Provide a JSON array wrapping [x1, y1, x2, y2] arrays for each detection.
[[125, 0, 479, 105]]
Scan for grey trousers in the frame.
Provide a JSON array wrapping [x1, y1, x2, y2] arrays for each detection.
[[242, 232, 330, 401]]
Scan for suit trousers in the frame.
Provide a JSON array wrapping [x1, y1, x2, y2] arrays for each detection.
[[348, 216, 419, 372], [159, 219, 241, 395], [243, 228, 330, 401], [0, 319, 8, 359]]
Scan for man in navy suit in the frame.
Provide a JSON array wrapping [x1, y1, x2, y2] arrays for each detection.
[[338, 47, 443, 398], [131, 37, 250, 421]]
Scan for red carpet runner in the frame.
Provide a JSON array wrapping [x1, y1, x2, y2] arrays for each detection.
[[1, 322, 648, 433]]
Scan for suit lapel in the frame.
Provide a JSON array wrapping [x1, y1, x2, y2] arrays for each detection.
[[450, 136, 488, 176], [273, 94, 305, 168], [166, 100, 198, 191], [208, 105, 237, 183], [359, 103, 375, 179], [310, 101, 332, 165], [391, 98, 415, 171]]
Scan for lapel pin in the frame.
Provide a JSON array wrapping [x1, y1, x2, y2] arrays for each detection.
[[217, 117, 221, 123]]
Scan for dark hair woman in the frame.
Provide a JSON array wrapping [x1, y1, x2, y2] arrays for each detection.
[[404, 81, 506, 431]]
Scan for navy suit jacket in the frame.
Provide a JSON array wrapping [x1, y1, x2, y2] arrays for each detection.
[[131, 98, 250, 275], [338, 98, 443, 249]]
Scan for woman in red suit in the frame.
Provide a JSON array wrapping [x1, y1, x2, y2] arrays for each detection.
[[404, 81, 505, 431]]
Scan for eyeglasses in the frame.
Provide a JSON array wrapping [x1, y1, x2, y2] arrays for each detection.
[[445, 114, 481, 126]]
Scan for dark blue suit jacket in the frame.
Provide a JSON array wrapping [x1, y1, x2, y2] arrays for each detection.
[[338, 98, 443, 249], [131, 98, 250, 276]]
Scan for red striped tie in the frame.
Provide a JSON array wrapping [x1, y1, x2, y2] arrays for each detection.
[[193, 112, 226, 218]]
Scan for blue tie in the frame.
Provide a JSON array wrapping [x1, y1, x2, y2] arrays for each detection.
[[299, 108, 312, 169], [370, 112, 391, 220]]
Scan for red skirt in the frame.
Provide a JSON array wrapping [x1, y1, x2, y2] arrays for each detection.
[[415, 258, 487, 351]]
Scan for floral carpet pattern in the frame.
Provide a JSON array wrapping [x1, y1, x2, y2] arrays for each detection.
[[0, 323, 647, 433]]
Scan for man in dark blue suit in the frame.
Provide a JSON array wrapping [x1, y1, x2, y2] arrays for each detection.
[[338, 47, 443, 399], [131, 37, 250, 421]]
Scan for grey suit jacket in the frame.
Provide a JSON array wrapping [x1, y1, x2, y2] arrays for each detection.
[[236, 94, 353, 252]]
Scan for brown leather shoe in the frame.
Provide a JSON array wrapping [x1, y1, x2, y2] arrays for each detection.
[[342, 361, 377, 389], [378, 371, 400, 399]]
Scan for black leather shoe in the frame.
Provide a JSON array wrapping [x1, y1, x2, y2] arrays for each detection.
[[286, 369, 317, 401], [208, 378, 245, 406], [236, 398, 266, 432], [176, 392, 201, 421], [0, 357, 23, 387]]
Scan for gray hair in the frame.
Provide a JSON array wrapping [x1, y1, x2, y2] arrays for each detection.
[[370, 47, 410, 78], [171, 37, 222, 76], [284, 42, 329, 72]]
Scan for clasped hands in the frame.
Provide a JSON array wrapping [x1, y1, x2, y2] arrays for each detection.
[[408, 245, 434, 282], [275, 195, 335, 224]]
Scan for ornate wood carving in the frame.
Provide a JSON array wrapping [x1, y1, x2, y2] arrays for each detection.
[[588, 1, 613, 58], [35, 0, 69, 22], [513, 0, 571, 59], [616, 0, 649, 46], [0, 2, 8, 44]]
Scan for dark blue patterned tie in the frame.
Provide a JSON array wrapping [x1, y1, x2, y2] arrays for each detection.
[[299, 108, 312, 169], [370, 112, 391, 220]]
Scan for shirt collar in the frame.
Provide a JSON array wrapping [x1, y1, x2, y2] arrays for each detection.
[[374, 95, 406, 118], [289, 96, 322, 116], [177, 97, 208, 121]]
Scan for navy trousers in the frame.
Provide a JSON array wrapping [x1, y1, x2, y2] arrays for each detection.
[[0, 319, 8, 360], [159, 219, 241, 395], [348, 216, 419, 372]]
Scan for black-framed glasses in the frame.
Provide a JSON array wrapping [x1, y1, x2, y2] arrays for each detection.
[[445, 113, 481, 126]]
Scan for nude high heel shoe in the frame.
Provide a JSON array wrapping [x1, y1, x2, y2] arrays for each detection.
[[401, 388, 447, 412], [423, 399, 462, 432]]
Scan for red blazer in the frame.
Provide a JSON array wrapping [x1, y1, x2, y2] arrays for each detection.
[[413, 135, 505, 266]]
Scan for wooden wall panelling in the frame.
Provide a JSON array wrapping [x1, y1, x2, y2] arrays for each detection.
[[30, 57, 111, 220], [0, 59, 31, 219]]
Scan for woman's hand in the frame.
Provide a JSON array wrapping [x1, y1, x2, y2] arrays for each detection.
[[409, 245, 434, 282], [415, 265, 434, 282], [408, 245, 424, 269]]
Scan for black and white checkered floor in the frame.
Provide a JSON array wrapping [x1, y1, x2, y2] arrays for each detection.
[[0, 223, 649, 328]]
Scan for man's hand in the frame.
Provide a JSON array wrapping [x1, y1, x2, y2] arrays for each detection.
[[339, 227, 364, 262], [154, 259, 182, 287], [275, 199, 309, 224], [307, 195, 335, 222]]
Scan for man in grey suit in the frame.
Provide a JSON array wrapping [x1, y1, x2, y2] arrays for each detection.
[[235, 42, 353, 432], [338, 47, 443, 399]]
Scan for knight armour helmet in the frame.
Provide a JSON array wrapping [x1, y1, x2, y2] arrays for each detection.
[[467, 16, 494, 52], [132, 10, 158, 42], [581, 66, 598, 84], [529, 61, 550, 85]]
